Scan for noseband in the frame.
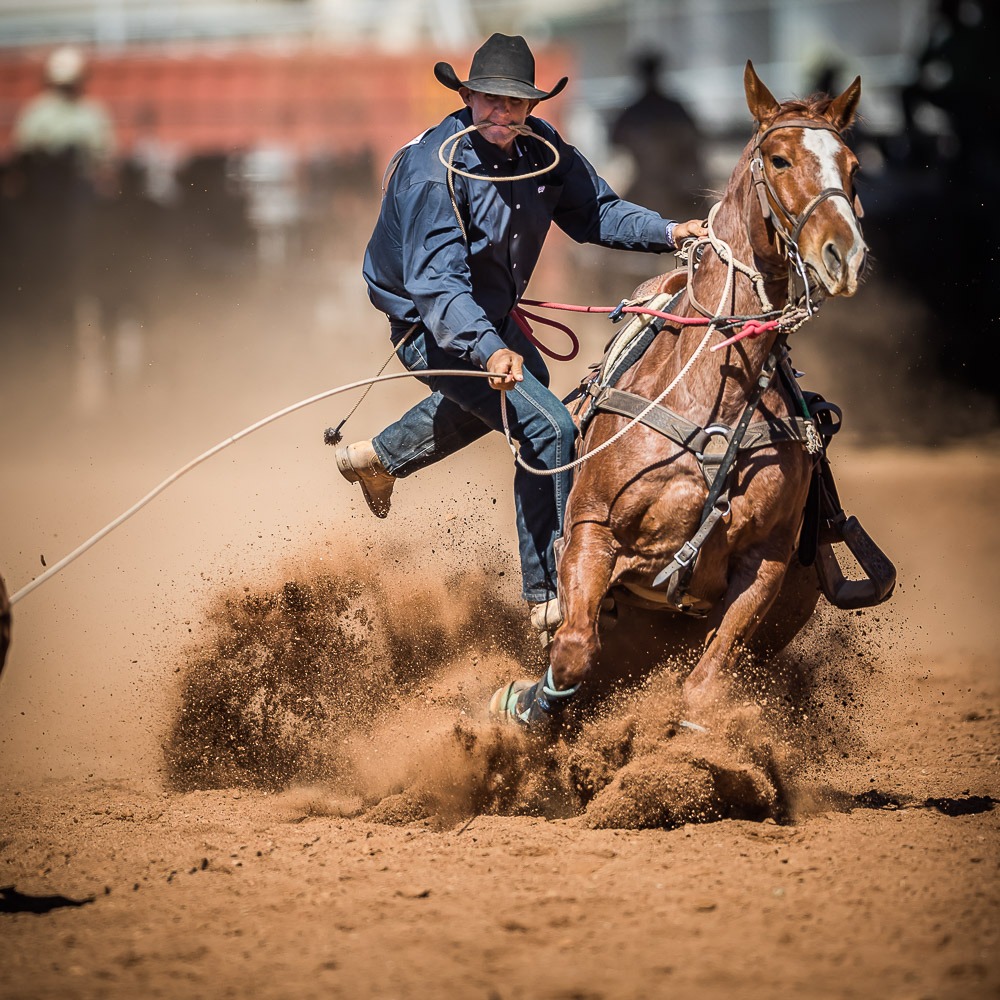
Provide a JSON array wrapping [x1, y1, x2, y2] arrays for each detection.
[[749, 118, 862, 255]]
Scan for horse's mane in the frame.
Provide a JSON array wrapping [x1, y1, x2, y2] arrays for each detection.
[[773, 94, 838, 119], [754, 95, 840, 135]]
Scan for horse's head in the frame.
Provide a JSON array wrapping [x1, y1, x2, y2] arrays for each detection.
[[744, 61, 866, 297]]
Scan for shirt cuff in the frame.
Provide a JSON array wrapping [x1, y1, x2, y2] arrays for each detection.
[[665, 221, 678, 249], [471, 330, 509, 370]]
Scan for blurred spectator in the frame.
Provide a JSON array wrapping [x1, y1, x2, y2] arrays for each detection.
[[609, 50, 708, 217], [899, 0, 998, 176], [867, 0, 998, 407], [8, 46, 118, 411], [12, 45, 116, 192], [240, 144, 303, 269]]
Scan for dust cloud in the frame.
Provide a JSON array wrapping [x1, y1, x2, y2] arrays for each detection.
[[161, 531, 890, 831]]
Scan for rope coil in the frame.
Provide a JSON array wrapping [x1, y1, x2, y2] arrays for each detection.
[[438, 122, 560, 239]]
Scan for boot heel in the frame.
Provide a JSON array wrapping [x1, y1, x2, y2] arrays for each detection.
[[334, 445, 361, 484]]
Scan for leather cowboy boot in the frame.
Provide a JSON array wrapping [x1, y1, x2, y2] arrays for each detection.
[[529, 595, 563, 649], [334, 441, 395, 518]]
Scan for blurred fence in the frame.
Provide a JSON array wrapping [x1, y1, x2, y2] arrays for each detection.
[[0, 44, 572, 170]]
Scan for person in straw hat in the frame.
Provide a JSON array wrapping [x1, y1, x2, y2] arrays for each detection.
[[336, 33, 706, 637]]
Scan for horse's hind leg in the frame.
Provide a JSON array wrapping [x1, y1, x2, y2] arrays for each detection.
[[549, 521, 617, 693]]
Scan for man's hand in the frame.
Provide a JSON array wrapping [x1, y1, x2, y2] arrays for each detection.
[[485, 348, 524, 391], [673, 218, 709, 242]]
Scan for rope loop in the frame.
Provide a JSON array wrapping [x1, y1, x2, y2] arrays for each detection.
[[438, 122, 560, 240], [510, 306, 579, 361], [437, 122, 560, 183]]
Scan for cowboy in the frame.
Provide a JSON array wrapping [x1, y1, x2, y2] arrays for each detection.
[[336, 33, 707, 634]]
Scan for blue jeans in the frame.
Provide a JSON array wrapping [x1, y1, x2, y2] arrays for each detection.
[[372, 318, 577, 603]]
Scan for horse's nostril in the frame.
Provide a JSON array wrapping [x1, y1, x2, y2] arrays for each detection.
[[823, 241, 843, 275]]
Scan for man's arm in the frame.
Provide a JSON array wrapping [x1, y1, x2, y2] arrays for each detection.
[[396, 177, 507, 368]]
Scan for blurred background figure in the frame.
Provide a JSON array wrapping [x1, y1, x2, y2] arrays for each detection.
[[12, 45, 116, 185], [898, 0, 996, 179], [608, 50, 708, 218], [9, 44, 118, 413], [878, 0, 998, 403], [240, 143, 304, 270]]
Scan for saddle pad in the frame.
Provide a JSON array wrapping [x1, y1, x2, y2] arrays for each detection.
[[599, 289, 683, 387]]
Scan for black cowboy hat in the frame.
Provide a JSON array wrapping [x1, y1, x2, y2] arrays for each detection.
[[434, 33, 568, 102]]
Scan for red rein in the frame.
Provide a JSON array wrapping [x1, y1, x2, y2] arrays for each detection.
[[512, 298, 779, 360], [510, 306, 580, 361]]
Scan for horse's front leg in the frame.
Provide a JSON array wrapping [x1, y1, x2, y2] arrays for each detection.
[[491, 520, 617, 728], [549, 520, 618, 692], [683, 549, 791, 721]]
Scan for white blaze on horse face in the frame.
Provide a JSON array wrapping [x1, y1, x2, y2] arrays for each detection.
[[801, 129, 854, 226], [800, 128, 865, 290]]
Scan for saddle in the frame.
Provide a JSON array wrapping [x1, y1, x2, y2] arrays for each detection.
[[564, 273, 896, 612]]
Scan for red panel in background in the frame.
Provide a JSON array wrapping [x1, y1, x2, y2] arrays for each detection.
[[0, 44, 572, 170]]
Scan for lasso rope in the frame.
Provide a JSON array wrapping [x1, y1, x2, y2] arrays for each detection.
[[438, 122, 560, 239], [10, 122, 833, 609], [437, 121, 560, 181], [9, 369, 497, 607]]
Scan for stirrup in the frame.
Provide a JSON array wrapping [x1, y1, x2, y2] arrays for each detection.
[[815, 514, 896, 609]]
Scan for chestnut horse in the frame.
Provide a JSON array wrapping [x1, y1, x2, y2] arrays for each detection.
[[494, 62, 868, 728]]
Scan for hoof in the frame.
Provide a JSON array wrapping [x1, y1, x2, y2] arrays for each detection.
[[488, 680, 534, 725]]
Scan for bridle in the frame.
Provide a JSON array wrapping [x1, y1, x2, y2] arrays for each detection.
[[749, 117, 863, 255], [746, 116, 864, 314]]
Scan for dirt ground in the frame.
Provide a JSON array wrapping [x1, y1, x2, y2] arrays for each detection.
[[1, 233, 998, 998]]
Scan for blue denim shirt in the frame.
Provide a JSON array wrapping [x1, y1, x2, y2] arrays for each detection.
[[363, 108, 675, 369]]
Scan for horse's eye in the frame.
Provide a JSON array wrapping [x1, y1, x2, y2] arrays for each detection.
[[770, 155, 791, 170]]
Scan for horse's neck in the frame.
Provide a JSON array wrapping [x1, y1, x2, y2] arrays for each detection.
[[699, 174, 787, 318], [641, 160, 790, 423]]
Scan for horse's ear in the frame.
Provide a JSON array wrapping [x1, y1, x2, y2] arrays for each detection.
[[744, 60, 780, 126], [827, 75, 862, 131]]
